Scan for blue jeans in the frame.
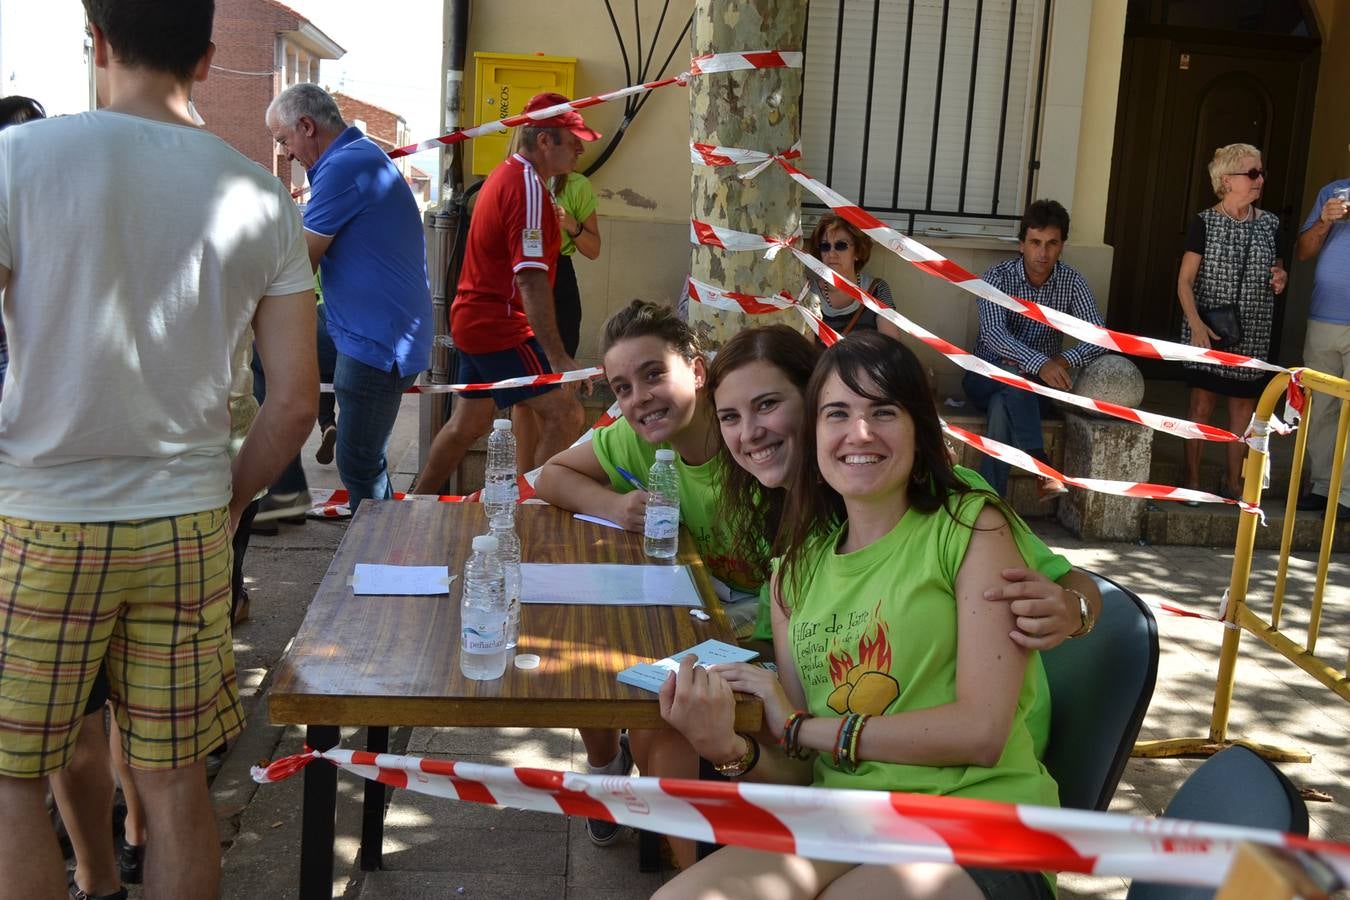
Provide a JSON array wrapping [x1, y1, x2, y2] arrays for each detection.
[[333, 354, 418, 509], [252, 305, 339, 496], [962, 370, 1053, 497]]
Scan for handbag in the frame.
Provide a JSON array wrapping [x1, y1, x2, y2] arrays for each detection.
[[1199, 303, 1243, 350], [1195, 213, 1255, 351]]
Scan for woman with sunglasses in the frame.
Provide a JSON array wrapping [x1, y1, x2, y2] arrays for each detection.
[[655, 332, 1059, 899], [806, 214, 903, 344], [1177, 143, 1287, 502]]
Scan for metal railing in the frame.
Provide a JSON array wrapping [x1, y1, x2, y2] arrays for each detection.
[[1136, 369, 1350, 763], [802, 0, 1053, 235]]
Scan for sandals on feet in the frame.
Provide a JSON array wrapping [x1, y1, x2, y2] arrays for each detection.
[[68, 871, 127, 900]]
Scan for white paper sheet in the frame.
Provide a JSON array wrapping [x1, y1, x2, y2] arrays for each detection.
[[519, 563, 702, 607], [350, 564, 453, 596]]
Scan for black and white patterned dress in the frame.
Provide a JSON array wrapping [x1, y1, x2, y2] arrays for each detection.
[[1180, 206, 1280, 397]]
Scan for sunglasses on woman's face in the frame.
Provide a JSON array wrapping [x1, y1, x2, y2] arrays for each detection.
[[1228, 168, 1266, 180], [818, 240, 852, 253]]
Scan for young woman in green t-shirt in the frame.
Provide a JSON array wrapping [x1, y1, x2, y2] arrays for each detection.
[[655, 332, 1058, 899]]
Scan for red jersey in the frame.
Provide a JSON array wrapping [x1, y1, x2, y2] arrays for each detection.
[[450, 154, 561, 354]]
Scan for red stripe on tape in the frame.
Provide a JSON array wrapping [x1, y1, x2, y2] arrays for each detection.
[[513, 767, 612, 820], [888, 793, 1094, 874], [659, 777, 797, 854]]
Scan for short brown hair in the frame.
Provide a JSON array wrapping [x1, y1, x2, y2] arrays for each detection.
[[809, 214, 873, 270], [599, 300, 700, 360]]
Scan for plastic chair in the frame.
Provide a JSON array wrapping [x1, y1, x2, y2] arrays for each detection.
[[1125, 745, 1310, 899], [1041, 571, 1159, 811]]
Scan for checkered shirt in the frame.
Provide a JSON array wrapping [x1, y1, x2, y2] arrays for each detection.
[[973, 258, 1108, 375]]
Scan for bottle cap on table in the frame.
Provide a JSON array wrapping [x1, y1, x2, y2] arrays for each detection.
[[513, 654, 540, 670]]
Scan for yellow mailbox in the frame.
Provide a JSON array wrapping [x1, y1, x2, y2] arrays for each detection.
[[472, 52, 577, 175]]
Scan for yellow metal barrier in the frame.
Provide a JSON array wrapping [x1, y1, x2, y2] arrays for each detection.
[[1136, 367, 1350, 762]]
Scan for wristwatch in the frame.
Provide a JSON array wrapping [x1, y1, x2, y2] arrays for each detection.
[[712, 734, 759, 778], [1067, 588, 1096, 638]]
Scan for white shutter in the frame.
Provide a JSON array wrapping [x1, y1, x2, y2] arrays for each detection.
[[802, 0, 1047, 236]]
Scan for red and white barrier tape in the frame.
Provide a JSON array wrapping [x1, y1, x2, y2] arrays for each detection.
[[387, 49, 801, 161], [689, 50, 804, 75], [685, 277, 829, 337], [768, 158, 1290, 377], [690, 219, 1247, 446], [306, 403, 622, 518], [690, 141, 802, 178], [252, 748, 1350, 889], [941, 420, 1261, 517], [317, 366, 603, 396], [388, 76, 687, 160]]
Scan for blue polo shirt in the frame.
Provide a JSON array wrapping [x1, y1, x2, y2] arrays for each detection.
[[304, 126, 432, 375], [1301, 178, 1350, 325]]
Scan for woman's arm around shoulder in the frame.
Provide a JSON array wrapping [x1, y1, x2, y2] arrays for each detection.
[[789, 502, 1032, 769]]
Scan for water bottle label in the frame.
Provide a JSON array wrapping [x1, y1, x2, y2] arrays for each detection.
[[462, 617, 505, 653], [644, 507, 678, 540]]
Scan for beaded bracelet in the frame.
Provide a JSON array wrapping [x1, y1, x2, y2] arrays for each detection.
[[831, 715, 852, 768], [780, 711, 812, 760], [844, 714, 870, 772]]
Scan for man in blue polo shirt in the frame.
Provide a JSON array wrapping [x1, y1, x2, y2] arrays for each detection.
[[266, 84, 432, 509], [1296, 159, 1350, 514]]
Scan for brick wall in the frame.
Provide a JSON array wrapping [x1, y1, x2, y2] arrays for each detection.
[[333, 93, 403, 150], [195, 0, 303, 176]]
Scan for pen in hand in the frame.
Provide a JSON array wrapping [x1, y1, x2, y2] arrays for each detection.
[[615, 465, 646, 492]]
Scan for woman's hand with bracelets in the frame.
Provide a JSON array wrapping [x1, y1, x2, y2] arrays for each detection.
[[658, 653, 744, 766], [709, 662, 797, 740]]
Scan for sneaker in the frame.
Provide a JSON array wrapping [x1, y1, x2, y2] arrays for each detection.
[[253, 491, 310, 525], [315, 424, 338, 465], [1036, 476, 1068, 501], [585, 733, 632, 847], [117, 837, 144, 886]]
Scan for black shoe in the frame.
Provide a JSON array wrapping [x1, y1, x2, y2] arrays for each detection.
[[585, 734, 632, 847], [117, 838, 144, 886], [71, 868, 129, 899], [1297, 492, 1328, 511]]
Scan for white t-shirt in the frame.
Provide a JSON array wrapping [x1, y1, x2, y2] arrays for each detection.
[[0, 111, 313, 521]]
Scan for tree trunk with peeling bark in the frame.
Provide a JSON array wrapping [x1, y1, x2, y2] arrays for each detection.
[[688, 0, 807, 351]]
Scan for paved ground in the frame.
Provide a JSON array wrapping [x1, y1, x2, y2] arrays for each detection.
[[206, 394, 1349, 899]]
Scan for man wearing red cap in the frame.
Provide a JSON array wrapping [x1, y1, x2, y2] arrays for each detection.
[[414, 92, 600, 492]]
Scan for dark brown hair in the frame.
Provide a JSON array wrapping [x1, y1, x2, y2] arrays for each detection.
[[600, 299, 700, 360], [778, 331, 977, 607], [809, 213, 873, 270], [84, 0, 214, 81], [706, 326, 821, 584]]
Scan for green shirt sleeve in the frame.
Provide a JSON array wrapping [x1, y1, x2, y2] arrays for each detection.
[[590, 415, 655, 495], [557, 173, 599, 257], [953, 466, 1071, 581]]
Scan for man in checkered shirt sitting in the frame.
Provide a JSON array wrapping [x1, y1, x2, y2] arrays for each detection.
[[962, 199, 1107, 500]]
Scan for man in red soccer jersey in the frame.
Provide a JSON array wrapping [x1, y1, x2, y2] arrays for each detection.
[[414, 93, 598, 493]]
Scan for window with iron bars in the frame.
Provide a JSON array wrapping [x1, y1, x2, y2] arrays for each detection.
[[802, 0, 1052, 239]]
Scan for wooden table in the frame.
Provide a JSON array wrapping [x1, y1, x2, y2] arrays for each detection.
[[269, 500, 760, 899]]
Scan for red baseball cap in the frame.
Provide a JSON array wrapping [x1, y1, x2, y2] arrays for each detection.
[[522, 92, 602, 142]]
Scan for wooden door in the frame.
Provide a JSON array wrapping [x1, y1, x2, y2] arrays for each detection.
[[1106, 37, 1317, 374]]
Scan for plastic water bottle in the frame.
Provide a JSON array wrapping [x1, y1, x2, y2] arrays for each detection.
[[489, 516, 522, 649], [483, 419, 517, 521], [460, 534, 507, 680], [644, 448, 680, 559]]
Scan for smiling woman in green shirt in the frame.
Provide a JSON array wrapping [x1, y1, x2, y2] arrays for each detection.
[[655, 332, 1059, 899]]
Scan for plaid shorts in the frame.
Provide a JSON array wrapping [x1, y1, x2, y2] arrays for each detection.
[[0, 508, 244, 776]]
